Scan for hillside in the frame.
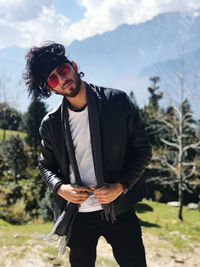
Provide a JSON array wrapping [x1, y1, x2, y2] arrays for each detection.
[[0, 129, 26, 143]]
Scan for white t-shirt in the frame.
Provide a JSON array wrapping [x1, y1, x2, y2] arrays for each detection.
[[68, 106, 102, 212]]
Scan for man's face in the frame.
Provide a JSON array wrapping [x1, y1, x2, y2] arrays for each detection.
[[47, 63, 81, 97]]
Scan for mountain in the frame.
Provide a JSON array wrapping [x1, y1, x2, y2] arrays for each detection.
[[0, 11, 200, 116], [68, 11, 200, 84], [139, 48, 200, 116], [141, 48, 200, 77]]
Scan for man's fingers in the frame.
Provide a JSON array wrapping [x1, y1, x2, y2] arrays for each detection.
[[73, 186, 92, 192], [70, 191, 90, 203], [93, 189, 108, 196]]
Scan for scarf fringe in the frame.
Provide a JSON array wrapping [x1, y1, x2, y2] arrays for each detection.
[[44, 234, 68, 254], [102, 202, 116, 224]]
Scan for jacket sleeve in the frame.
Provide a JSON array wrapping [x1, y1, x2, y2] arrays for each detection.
[[38, 116, 63, 195], [119, 94, 152, 190]]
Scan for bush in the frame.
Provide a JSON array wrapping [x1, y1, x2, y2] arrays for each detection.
[[1, 199, 31, 224], [38, 189, 53, 221]]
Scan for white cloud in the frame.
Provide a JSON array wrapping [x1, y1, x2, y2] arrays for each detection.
[[65, 0, 200, 42], [0, 5, 70, 49], [0, 0, 200, 49], [0, 0, 53, 21]]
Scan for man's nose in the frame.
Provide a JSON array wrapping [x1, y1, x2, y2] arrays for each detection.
[[57, 74, 66, 84]]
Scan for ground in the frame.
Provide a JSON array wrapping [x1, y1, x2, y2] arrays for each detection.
[[1, 232, 199, 267]]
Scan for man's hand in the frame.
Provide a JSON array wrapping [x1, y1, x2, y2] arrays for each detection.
[[92, 183, 124, 204], [57, 184, 92, 204]]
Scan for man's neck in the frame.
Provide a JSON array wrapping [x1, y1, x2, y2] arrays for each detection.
[[66, 81, 87, 110]]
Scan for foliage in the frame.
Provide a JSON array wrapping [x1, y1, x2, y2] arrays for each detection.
[[143, 73, 200, 221], [142, 76, 164, 147], [1, 135, 28, 184], [0, 128, 26, 143], [153, 100, 200, 220], [0, 152, 7, 183], [0, 102, 22, 131], [1, 199, 31, 224], [24, 98, 47, 163], [0, 184, 22, 206], [129, 90, 139, 109], [38, 188, 54, 221], [19, 168, 46, 218], [147, 77, 163, 112]]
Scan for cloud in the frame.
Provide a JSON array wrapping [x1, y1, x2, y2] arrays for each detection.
[[66, 0, 200, 42], [0, 5, 70, 49], [0, 0, 53, 21], [0, 0, 200, 49]]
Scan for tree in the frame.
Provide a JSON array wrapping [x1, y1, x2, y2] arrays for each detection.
[[149, 59, 200, 220], [1, 135, 28, 184], [0, 102, 22, 131], [147, 77, 163, 112], [0, 71, 12, 142], [38, 188, 53, 221], [25, 98, 47, 163], [143, 76, 164, 147], [129, 90, 139, 109]]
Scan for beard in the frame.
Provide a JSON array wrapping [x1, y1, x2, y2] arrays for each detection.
[[62, 72, 81, 98]]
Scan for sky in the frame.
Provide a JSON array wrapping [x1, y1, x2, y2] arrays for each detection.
[[0, 0, 200, 49]]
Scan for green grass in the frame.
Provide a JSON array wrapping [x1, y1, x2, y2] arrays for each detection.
[[0, 128, 26, 142], [0, 221, 52, 246], [136, 200, 200, 250], [1, 201, 200, 249], [0, 218, 11, 226], [96, 257, 117, 267]]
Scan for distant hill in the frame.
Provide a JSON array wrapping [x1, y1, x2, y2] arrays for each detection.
[[68, 11, 200, 84]]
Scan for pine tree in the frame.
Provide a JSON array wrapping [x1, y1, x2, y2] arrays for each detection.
[[25, 98, 47, 163], [1, 135, 28, 184]]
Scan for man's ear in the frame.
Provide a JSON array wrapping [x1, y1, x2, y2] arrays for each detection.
[[72, 61, 78, 72]]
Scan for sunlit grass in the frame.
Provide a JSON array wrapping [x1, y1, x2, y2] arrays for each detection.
[[136, 200, 200, 251], [0, 221, 52, 246], [0, 128, 26, 143]]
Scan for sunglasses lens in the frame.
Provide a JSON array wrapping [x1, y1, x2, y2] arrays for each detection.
[[47, 64, 71, 89], [58, 64, 71, 76], [48, 74, 59, 88]]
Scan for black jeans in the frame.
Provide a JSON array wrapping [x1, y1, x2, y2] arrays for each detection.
[[67, 209, 147, 267]]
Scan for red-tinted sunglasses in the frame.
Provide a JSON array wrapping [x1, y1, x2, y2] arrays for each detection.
[[47, 64, 71, 89]]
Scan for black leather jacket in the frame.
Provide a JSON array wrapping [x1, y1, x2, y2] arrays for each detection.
[[39, 83, 152, 222]]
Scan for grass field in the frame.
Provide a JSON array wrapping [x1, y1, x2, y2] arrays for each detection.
[[136, 200, 200, 250], [0, 129, 26, 143], [0, 200, 200, 266]]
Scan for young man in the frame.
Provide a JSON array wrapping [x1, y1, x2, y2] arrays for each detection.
[[23, 42, 152, 267]]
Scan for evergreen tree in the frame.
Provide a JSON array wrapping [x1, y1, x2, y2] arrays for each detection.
[[25, 98, 47, 163], [0, 102, 22, 143], [143, 76, 164, 147], [38, 189, 53, 221], [1, 135, 28, 184], [129, 90, 139, 109], [147, 77, 163, 112]]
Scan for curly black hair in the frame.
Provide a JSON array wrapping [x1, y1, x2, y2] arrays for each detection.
[[23, 41, 84, 99]]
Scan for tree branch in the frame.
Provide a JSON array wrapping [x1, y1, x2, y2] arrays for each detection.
[[183, 141, 200, 152], [161, 138, 179, 149]]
